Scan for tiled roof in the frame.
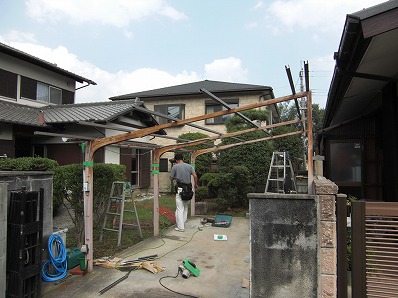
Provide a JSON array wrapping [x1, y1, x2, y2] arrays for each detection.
[[109, 80, 273, 100], [43, 100, 141, 123], [0, 42, 96, 85], [0, 100, 39, 126], [0, 99, 155, 127]]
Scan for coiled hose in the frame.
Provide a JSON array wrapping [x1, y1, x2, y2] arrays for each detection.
[[42, 233, 68, 281]]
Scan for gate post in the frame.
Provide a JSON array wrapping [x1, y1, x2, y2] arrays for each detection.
[[336, 194, 348, 298], [351, 201, 366, 297]]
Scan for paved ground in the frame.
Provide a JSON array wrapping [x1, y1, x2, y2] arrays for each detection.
[[42, 216, 251, 298]]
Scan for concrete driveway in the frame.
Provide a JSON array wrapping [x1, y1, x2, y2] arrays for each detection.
[[42, 216, 250, 298]]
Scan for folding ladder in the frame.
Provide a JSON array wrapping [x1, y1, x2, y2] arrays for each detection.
[[99, 181, 143, 246], [265, 152, 297, 193]]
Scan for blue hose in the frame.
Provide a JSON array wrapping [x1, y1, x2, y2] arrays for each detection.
[[42, 233, 68, 281]]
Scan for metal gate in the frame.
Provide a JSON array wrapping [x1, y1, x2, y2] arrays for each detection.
[[338, 199, 398, 298]]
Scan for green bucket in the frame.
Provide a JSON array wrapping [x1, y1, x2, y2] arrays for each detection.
[[78, 257, 87, 271]]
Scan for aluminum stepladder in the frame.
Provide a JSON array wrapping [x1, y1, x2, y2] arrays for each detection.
[[265, 151, 297, 193], [99, 181, 143, 246]]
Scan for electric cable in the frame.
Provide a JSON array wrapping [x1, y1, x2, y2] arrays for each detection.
[[121, 228, 200, 261], [42, 233, 68, 282], [159, 267, 200, 298], [158, 230, 200, 259]]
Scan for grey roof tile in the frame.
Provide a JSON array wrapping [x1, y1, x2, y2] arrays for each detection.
[[0, 99, 158, 128], [0, 100, 41, 126]]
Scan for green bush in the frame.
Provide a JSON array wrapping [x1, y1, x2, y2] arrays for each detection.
[[199, 172, 218, 186], [216, 165, 250, 211], [0, 157, 60, 213], [207, 175, 221, 198], [195, 186, 208, 201], [0, 157, 58, 171], [53, 163, 126, 245]]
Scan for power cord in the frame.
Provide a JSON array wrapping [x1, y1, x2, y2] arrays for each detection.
[[159, 267, 200, 298]]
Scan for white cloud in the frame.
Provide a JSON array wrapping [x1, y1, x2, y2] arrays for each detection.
[[253, 1, 265, 10], [245, 22, 258, 29], [25, 0, 187, 28], [0, 39, 202, 103], [3, 30, 37, 43], [265, 0, 383, 34], [205, 57, 248, 83], [78, 68, 200, 103], [123, 30, 134, 40], [1, 36, 253, 103]]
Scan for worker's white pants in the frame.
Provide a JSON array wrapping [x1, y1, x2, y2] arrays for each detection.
[[175, 188, 189, 230]]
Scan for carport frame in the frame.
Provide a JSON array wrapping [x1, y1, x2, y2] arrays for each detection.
[[82, 91, 310, 272]]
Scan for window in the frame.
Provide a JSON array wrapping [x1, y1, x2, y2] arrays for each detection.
[[205, 99, 238, 124], [0, 69, 17, 99], [37, 82, 62, 104], [329, 141, 362, 183], [20, 76, 63, 104], [154, 104, 185, 124], [159, 158, 169, 172]]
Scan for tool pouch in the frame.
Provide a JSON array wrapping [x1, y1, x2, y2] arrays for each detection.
[[177, 183, 193, 201]]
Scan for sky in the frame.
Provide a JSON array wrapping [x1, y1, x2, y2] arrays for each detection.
[[0, 0, 386, 108]]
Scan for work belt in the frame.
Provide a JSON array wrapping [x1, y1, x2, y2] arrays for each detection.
[[175, 182, 192, 193]]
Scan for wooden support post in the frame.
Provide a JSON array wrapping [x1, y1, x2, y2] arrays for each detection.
[[307, 91, 314, 194], [83, 141, 94, 272], [153, 167, 160, 237], [190, 156, 196, 217]]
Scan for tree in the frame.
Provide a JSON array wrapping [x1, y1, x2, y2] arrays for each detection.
[[271, 125, 305, 170], [218, 110, 272, 189], [277, 101, 325, 155], [176, 132, 214, 178]]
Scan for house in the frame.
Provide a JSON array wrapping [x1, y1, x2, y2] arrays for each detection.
[[110, 80, 277, 191], [320, 0, 398, 201], [0, 42, 165, 188]]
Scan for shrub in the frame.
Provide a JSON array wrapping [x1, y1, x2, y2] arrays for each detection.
[[195, 186, 208, 202], [216, 165, 250, 211], [199, 172, 218, 186], [0, 157, 60, 212], [0, 157, 58, 171], [53, 163, 126, 245], [207, 175, 221, 198]]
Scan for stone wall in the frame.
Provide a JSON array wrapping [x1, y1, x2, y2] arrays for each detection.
[[248, 193, 319, 297], [314, 177, 338, 298], [248, 176, 339, 298]]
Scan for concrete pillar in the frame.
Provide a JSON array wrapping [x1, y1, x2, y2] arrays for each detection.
[[248, 193, 319, 298], [314, 155, 325, 177]]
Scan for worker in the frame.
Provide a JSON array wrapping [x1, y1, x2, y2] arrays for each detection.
[[170, 153, 198, 232]]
